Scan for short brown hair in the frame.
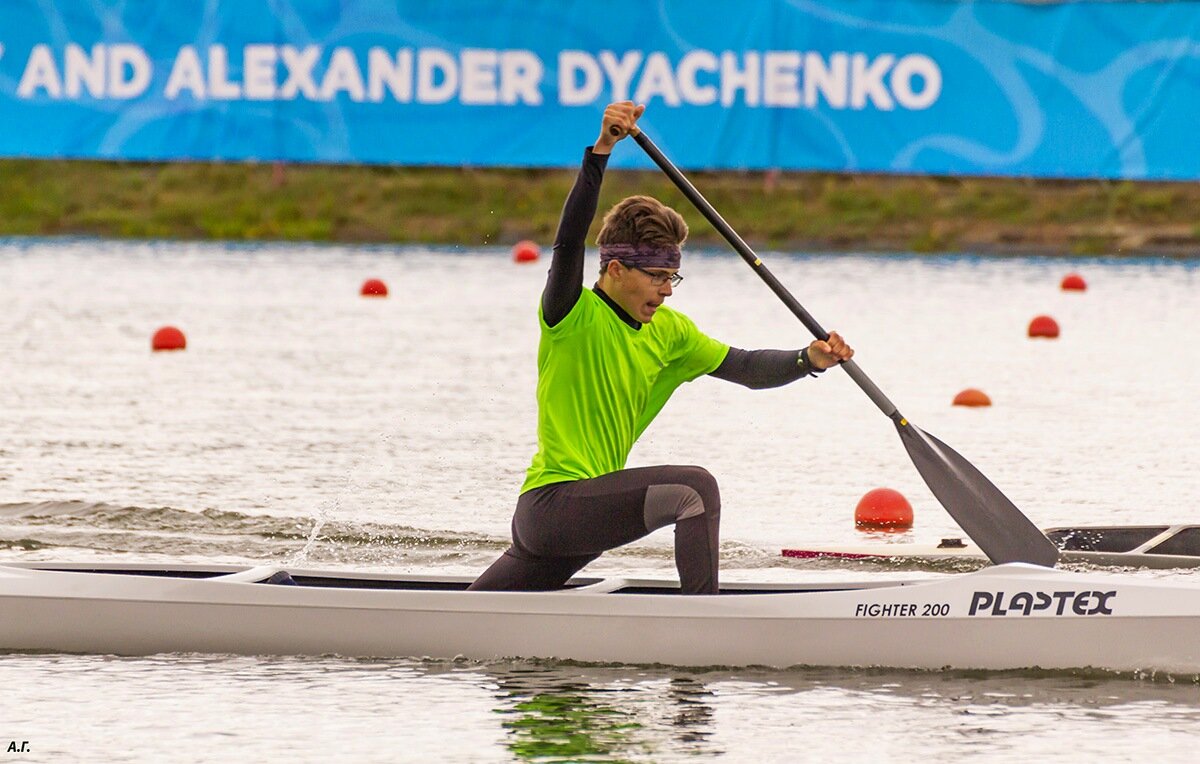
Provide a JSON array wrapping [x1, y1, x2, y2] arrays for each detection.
[[596, 196, 688, 249]]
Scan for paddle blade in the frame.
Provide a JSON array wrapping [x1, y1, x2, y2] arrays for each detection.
[[896, 420, 1059, 567]]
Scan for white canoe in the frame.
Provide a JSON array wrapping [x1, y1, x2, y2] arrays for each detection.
[[3, 561, 1200, 674], [783, 525, 1200, 569]]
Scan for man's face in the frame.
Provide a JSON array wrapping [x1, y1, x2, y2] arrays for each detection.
[[609, 261, 678, 323]]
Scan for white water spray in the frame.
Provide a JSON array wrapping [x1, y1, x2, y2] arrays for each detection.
[[288, 432, 394, 565]]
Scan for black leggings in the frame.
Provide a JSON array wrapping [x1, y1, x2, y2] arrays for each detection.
[[467, 465, 722, 594]]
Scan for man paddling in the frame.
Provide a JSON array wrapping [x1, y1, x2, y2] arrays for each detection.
[[469, 102, 853, 594]]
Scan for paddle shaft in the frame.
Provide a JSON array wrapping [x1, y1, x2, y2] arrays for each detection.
[[631, 130, 900, 420]]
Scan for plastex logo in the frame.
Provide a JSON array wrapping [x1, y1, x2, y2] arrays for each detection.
[[969, 590, 1116, 616]]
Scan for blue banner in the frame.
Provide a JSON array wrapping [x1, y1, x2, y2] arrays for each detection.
[[2, 1, 1199, 179]]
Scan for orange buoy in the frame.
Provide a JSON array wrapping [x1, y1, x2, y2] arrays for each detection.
[[360, 278, 388, 297], [1027, 315, 1060, 338], [1060, 273, 1087, 291], [151, 326, 186, 352], [953, 388, 992, 407], [512, 240, 540, 263], [855, 488, 913, 529]]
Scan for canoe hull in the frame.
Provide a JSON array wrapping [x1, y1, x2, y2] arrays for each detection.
[[3, 562, 1199, 673]]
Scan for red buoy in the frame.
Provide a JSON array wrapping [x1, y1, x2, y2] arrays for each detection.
[[1060, 273, 1087, 291], [151, 326, 186, 352], [360, 278, 388, 297], [855, 488, 913, 529], [512, 240, 540, 263], [1027, 315, 1060, 338], [953, 388, 992, 407]]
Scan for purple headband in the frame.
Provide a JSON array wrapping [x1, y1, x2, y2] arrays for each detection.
[[599, 242, 682, 269]]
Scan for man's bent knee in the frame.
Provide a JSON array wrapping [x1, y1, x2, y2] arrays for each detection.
[[643, 468, 720, 532]]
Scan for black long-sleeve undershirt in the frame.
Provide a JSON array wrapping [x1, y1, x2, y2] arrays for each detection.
[[542, 148, 607, 327], [712, 347, 818, 389], [540, 147, 818, 390]]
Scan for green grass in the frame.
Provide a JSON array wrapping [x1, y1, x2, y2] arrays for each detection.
[[1, 159, 1197, 255]]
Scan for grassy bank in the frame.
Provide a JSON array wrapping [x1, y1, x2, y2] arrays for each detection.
[[2, 158, 1197, 255]]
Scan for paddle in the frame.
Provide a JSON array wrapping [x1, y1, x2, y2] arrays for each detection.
[[622, 127, 1059, 567]]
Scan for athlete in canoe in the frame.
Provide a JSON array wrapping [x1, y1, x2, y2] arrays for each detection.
[[469, 101, 853, 594]]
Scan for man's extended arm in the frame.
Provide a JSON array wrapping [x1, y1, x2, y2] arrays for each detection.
[[542, 101, 645, 328], [709, 331, 853, 388], [708, 347, 823, 389], [542, 149, 608, 327]]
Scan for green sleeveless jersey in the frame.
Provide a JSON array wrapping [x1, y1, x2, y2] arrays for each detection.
[[521, 289, 729, 492]]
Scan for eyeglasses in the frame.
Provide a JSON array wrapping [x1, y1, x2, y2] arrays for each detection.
[[623, 262, 683, 287]]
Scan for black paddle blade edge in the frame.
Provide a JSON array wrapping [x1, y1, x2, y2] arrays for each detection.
[[896, 420, 1060, 567]]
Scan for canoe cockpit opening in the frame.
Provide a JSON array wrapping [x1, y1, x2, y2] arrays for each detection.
[[1040, 525, 1200, 559], [249, 577, 828, 594], [38, 568, 482, 590], [41, 567, 231, 580], [1046, 526, 1168, 552], [1146, 527, 1200, 557], [32, 567, 855, 594]]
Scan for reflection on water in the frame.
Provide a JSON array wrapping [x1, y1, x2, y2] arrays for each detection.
[[665, 677, 717, 749], [498, 684, 644, 762], [489, 666, 721, 762], [3, 653, 1200, 761], [478, 661, 1200, 763]]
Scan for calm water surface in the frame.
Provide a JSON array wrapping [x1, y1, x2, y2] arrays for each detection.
[[1, 240, 1198, 762]]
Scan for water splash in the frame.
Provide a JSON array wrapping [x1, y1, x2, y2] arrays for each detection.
[[288, 432, 387, 564]]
